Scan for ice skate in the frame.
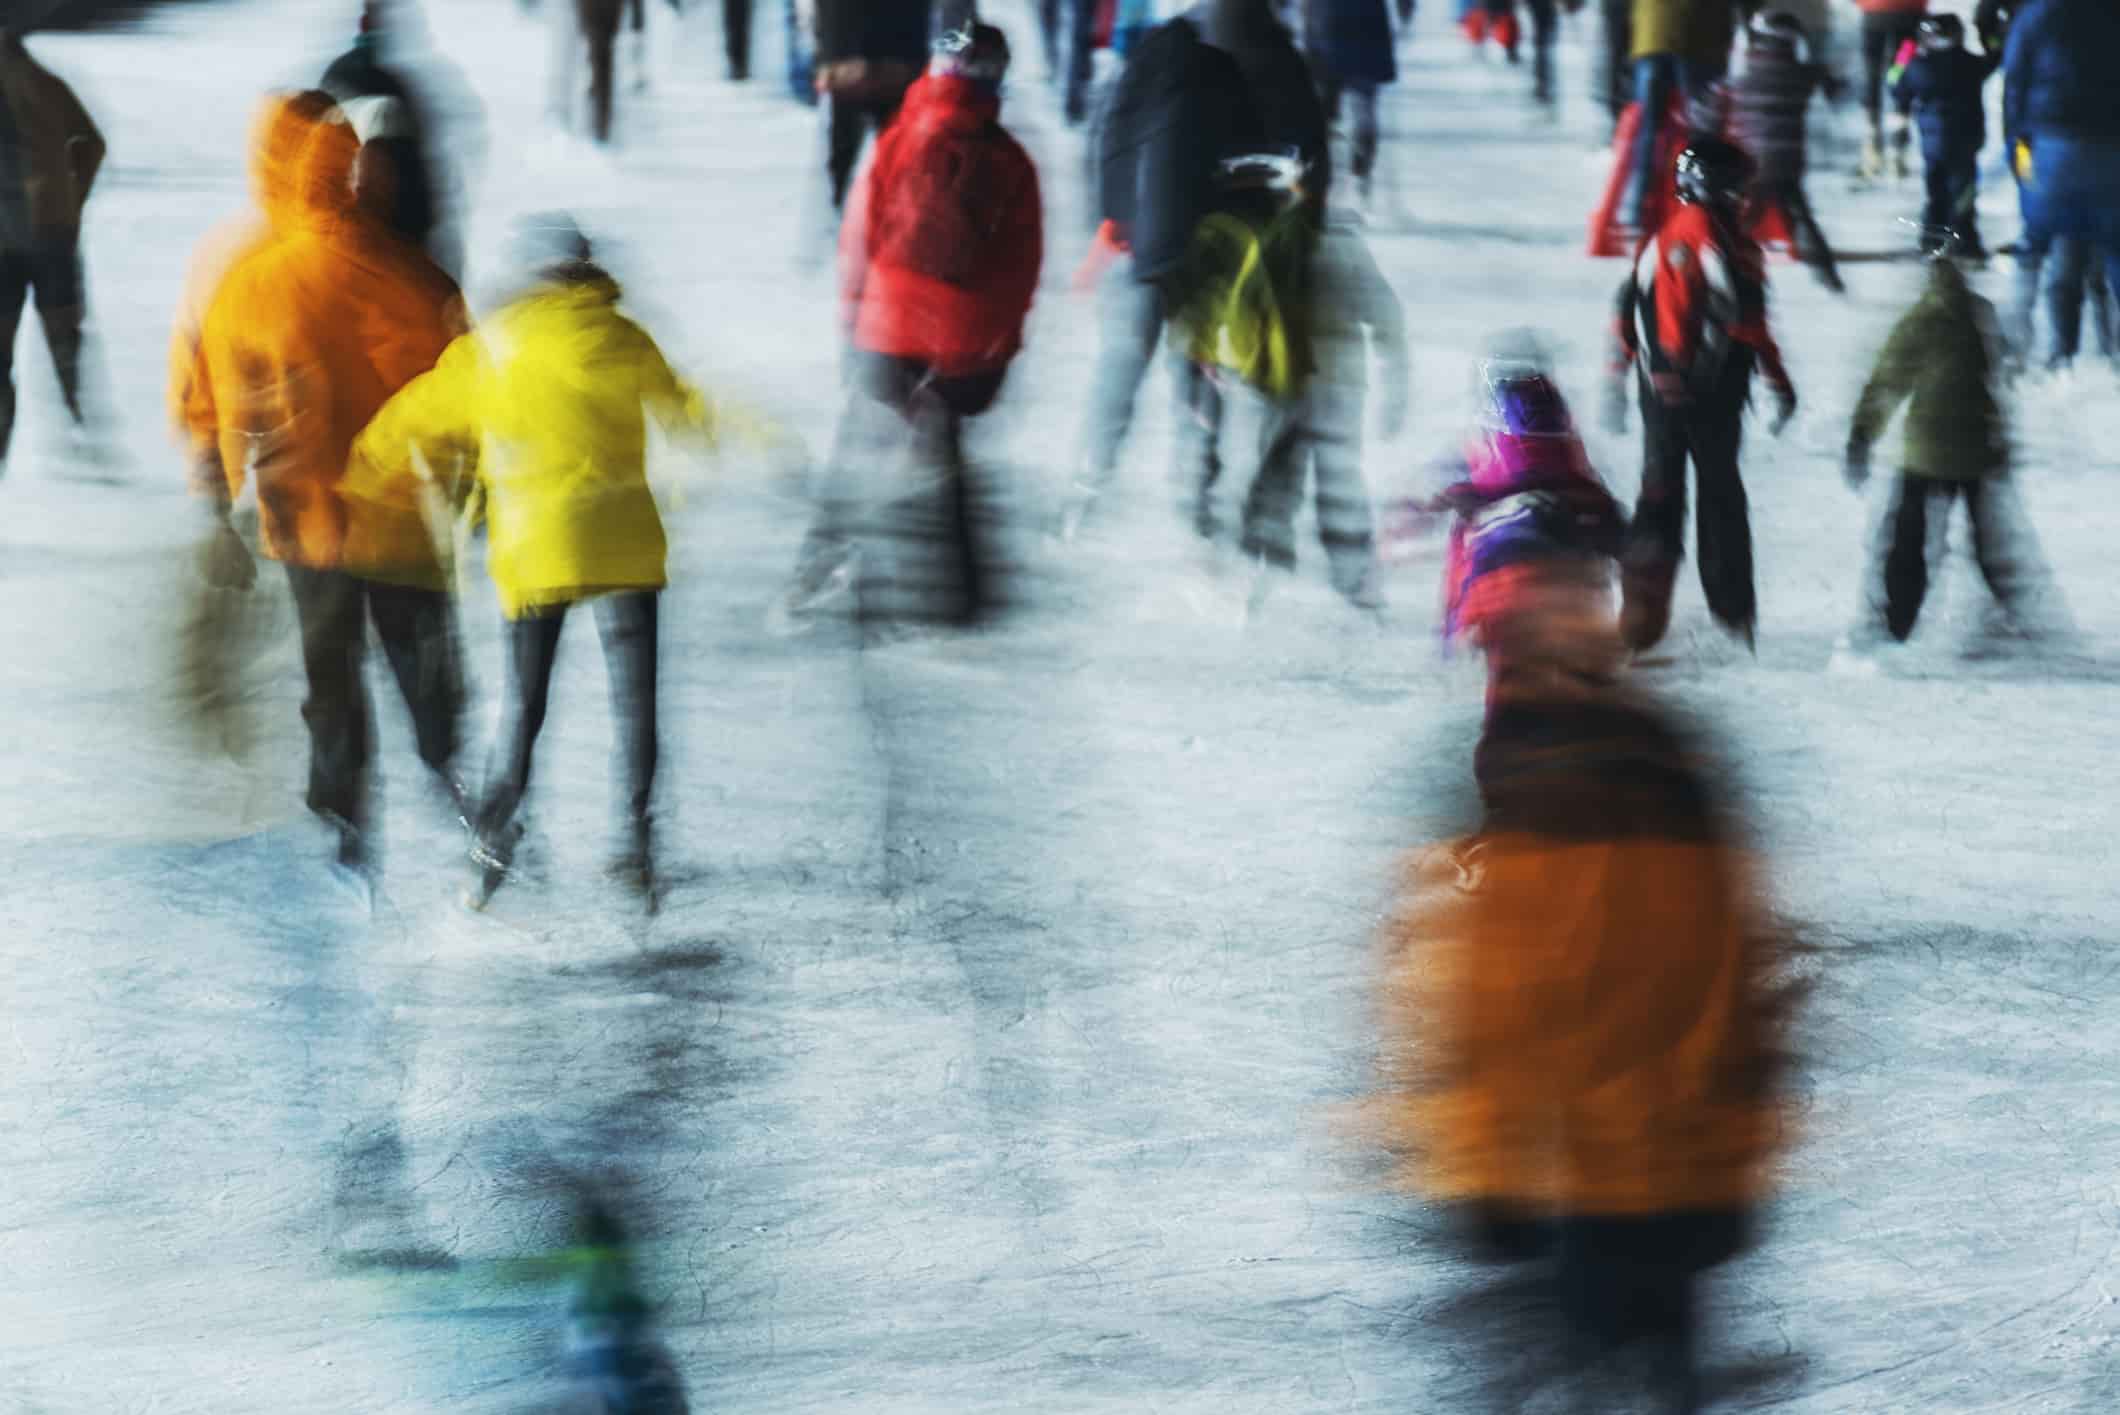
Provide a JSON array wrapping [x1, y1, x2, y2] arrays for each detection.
[[463, 822, 524, 911]]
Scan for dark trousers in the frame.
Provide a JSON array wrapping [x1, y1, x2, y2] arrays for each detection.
[[284, 564, 464, 832], [722, 0, 753, 78], [1622, 382, 1754, 650], [0, 236, 86, 460], [826, 93, 903, 209], [577, 0, 624, 142], [1860, 14, 1921, 145], [1600, 0, 1632, 128], [1239, 383, 1376, 591], [1320, 80, 1382, 182], [1920, 153, 1981, 253], [1880, 476, 2023, 641], [1755, 177, 1844, 288], [476, 591, 659, 868], [800, 353, 1005, 624], [2040, 236, 2116, 362], [1039, 0, 1095, 122]]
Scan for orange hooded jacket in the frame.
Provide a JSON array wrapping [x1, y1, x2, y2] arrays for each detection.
[[182, 112, 464, 582]]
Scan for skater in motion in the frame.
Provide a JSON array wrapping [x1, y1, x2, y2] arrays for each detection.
[[347, 214, 739, 909], [778, 21, 1042, 631], [1605, 136, 1798, 655], [1890, 12, 1999, 259], [1367, 541, 1791, 1415], [812, 0, 933, 210], [1724, 8, 1845, 291], [1854, 0, 1925, 181], [181, 106, 470, 878], [0, 25, 105, 470], [1842, 252, 2046, 655]]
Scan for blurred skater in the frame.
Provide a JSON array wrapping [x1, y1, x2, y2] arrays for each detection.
[[1066, 0, 1325, 539], [778, 23, 1041, 630], [1304, 0, 1397, 212], [348, 214, 745, 908], [723, 0, 754, 80], [181, 109, 470, 878], [2034, 238, 2118, 371], [1725, 9, 1844, 291], [812, 0, 933, 210], [0, 26, 105, 471], [1855, 0, 1925, 180], [1891, 12, 1997, 258], [321, 0, 483, 277], [1841, 254, 2050, 659], [1368, 546, 1790, 1415], [1605, 137, 1797, 655]]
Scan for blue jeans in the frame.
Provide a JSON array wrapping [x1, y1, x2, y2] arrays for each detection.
[[2012, 135, 2120, 360], [783, 0, 815, 105], [1621, 56, 1701, 228]]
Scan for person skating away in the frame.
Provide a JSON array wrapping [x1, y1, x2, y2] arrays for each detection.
[[181, 110, 472, 879], [1839, 254, 2046, 663], [1725, 9, 1845, 292], [347, 214, 748, 909], [2001, 0, 2120, 375], [1303, 0, 1397, 211], [812, 0, 933, 210], [1217, 183, 1410, 611], [0, 26, 105, 472], [1855, 0, 1925, 180], [1891, 13, 1999, 259], [1066, 0, 1323, 540], [321, 0, 484, 279], [779, 22, 1041, 631], [1605, 136, 1798, 656], [1364, 544, 1791, 1415]]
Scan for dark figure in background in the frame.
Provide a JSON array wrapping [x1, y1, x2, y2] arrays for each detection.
[[1481, 0, 1563, 106], [1855, 0, 1926, 179], [576, 0, 625, 142], [1606, 138, 1797, 653], [0, 26, 103, 468], [783, 24, 1042, 629], [2003, 0, 2120, 372], [1304, 0, 1397, 205], [321, 0, 471, 277], [1039, 0, 1095, 124], [1892, 13, 1997, 258], [723, 0, 753, 79], [1068, 0, 1324, 534], [2040, 238, 2117, 368], [1726, 9, 1844, 291], [1844, 256, 2032, 647], [813, 0, 933, 209], [1600, 0, 1631, 132], [1618, 0, 1740, 231]]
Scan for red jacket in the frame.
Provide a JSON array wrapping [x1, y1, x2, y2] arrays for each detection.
[[840, 73, 1043, 378], [1611, 200, 1791, 402]]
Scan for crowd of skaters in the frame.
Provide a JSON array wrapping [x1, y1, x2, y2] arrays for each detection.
[[0, 0, 2113, 1410]]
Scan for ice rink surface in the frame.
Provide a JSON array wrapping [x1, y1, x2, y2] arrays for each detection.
[[4, 1, 2119, 1410]]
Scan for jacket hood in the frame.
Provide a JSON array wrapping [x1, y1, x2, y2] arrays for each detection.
[[294, 112, 361, 227], [900, 71, 1001, 128], [251, 90, 337, 229]]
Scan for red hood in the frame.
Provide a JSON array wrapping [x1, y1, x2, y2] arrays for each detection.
[[897, 72, 1002, 133]]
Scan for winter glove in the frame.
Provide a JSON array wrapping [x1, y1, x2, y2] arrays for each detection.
[[199, 517, 256, 592], [1768, 382, 1798, 437], [2014, 139, 2034, 185], [1843, 441, 1871, 490], [1601, 376, 1630, 435]]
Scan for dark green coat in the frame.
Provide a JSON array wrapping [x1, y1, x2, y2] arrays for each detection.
[[1849, 267, 2011, 482]]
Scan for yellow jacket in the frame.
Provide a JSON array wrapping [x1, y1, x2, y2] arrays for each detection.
[[347, 275, 717, 618]]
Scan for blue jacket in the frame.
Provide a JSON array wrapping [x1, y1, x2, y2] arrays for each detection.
[[2003, 0, 2120, 150], [1894, 46, 1997, 160], [1304, 0, 1398, 88]]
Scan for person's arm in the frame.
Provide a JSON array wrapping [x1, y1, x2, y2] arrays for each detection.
[[345, 331, 483, 518], [1603, 267, 1643, 431], [48, 74, 105, 208]]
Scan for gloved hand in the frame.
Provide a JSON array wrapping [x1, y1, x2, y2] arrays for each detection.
[[199, 517, 256, 591], [1769, 382, 1799, 437], [2015, 138, 2034, 184], [1601, 377, 1630, 435], [1843, 441, 1871, 490]]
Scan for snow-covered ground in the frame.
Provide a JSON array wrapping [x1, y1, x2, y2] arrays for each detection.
[[5, 1, 2119, 1410]]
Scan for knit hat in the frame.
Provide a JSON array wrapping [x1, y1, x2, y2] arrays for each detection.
[[930, 22, 1011, 83]]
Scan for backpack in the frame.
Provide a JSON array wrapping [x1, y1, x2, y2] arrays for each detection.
[[874, 123, 1018, 290], [1172, 203, 1318, 398]]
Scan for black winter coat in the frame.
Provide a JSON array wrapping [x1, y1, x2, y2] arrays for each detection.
[[1893, 46, 1998, 161], [321, 44, 442, 260], [814, 0, 933, 67], [1098, 17, 1265, 284]]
